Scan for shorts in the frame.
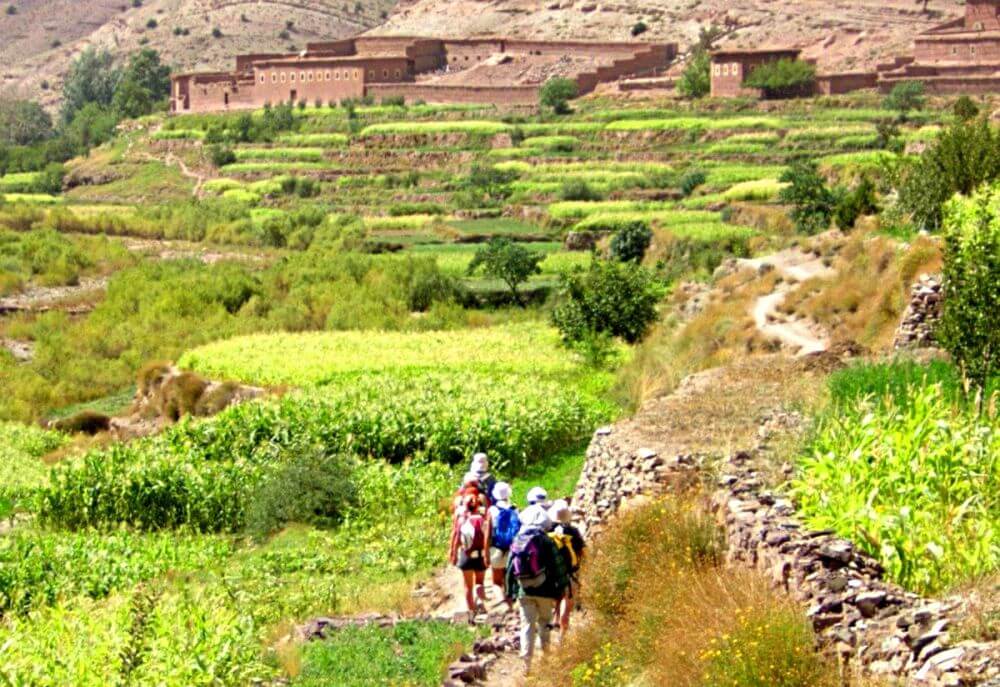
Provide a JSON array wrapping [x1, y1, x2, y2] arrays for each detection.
[[458, 550, 487, 572], [489, 547, 509, 569]]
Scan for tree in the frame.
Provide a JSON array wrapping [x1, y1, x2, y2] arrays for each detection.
[[898, 117, 1000, 230], [937, 186, 1000, 403], [467, 238, 543, 306], [62, 103, 118, 152], [744, 58, 816, 99], [0, 99, 53, 145], [552, 259, 661, 345], [61, 48, 121, 125], [111, 48, 171, 119], [540, 77, 578, 115], [678, 50, 710, 99], [954, 95, 980, 122], [610, 221, 653, 263], [779, 159, 836, 234], [884, 81, 925, 118], [833, 177, 878, 231]]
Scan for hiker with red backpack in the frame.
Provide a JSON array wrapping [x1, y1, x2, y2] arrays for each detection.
[[547, 499, 586, 633], [452, 471, 490, 515], [450, 493, 491, 623], [487, 482, 520, 607], [504, 502, 569, 673]]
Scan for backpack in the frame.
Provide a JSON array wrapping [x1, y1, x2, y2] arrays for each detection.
[[459, 512, 486, 556], [510, 530, 548, 590], [492, 506, 521, 552], [549, 531, 578, 571]]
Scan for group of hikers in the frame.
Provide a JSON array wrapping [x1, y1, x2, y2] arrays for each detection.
[[449, 453, 587, 671]]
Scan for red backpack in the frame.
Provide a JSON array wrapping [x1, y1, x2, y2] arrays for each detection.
[[459, 511, 486, 556]]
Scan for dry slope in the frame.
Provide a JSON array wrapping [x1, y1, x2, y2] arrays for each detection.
[[375, 0, 962, 73], [0, 0, 397, 108]]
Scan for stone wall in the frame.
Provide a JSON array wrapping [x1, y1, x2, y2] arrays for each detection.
[[568, 408, 1000, 686], [364, 83, 541, 106], [893, 274, 942, 350]]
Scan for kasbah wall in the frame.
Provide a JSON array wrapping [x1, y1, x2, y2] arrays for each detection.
[[171, 37, 677, 113]]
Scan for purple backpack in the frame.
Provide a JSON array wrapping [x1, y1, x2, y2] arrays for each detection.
[[510, 530, 547, 590]]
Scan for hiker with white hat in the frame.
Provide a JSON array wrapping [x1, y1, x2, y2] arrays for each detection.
[[469, 452, 497, 505], [487, 481, 519, 607], [525, 486, 549, 508], [547, 499, 586, 633], [505, 492, 568, 673]]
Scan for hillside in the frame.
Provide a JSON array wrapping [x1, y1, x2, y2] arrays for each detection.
[[375, 0, 962, 73], [0, 0, 397, 108]]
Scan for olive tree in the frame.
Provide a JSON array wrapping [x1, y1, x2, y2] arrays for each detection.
[[467, 238, 543, 306]]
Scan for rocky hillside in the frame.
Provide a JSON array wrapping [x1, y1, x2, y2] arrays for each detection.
[[376, 0, 963, 72], [0, 0, 397, 107]]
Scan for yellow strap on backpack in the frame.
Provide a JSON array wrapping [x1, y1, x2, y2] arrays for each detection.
[[548, 532, 578, 569]]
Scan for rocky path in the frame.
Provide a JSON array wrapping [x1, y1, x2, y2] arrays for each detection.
[[0, 277, 107, 316], [739, 249, 834, 356]]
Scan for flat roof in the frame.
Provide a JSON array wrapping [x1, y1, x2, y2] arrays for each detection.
[[711, 48, 801, 57]]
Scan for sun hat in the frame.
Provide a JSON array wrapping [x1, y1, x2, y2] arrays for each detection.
[[492, 481, 512, 505], [526, 486, 549, 506], [462, 471, 480, 486], [519, 504, 552, 532], [471, 452, 489, 472], [548, 499, 572, 525]]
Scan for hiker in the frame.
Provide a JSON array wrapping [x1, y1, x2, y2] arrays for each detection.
[[505, 504, 569, 673], [548, 499, 586, 633], [470, 452, 497, 503], [450, 493, 490, 623], [487, 481, 520, 605], [525, 486, 549, 508], [453, 470, 490, 514]]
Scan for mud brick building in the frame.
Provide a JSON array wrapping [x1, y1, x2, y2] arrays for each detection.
[[170, 36, 676, 113]]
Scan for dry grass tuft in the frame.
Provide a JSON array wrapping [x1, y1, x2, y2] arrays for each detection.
[[529, 497, 839, 687]]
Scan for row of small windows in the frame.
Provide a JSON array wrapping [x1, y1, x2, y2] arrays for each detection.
[[259, 68, 403, 84], [950, 44, 979, 57], [712, 63, 741, 77]]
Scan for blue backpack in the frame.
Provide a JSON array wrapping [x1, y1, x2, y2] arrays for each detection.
[[492, 506, 521, 552]]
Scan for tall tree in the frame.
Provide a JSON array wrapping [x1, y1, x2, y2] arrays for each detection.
[[61, 48, 121, 125], [112, 49, 171, 119], [0, 98, 53, 145]]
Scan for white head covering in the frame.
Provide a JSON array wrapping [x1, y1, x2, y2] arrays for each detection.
[[548, 499, 572, 525], [526, 486, 549, 506], [462, 471, 480, 486], [471, 453, 489, 474], [519, 504, 552, 532], [492, 481, 512, 506]]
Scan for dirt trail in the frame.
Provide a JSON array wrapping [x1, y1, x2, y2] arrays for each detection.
[[738, 249, 834, 356]]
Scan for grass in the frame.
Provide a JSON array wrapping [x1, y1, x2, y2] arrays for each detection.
[[232, 147, 325, 162], [178, 323, 580, 386], [221, 162, 333, 173], [447, 217, 544, 236], [2, 193, 63, 204], [722, 179, 788, 202], [605, 116, 785, 132], [277, 133, 349, 146], [290, 621, 474, 687], [0, 422, 68, 513], [363, 214, 440, 232], [360, 121, 511, 137], [522, 135, 578, 151], [531, 497, 837, 687], [0, 172, 43, 193]]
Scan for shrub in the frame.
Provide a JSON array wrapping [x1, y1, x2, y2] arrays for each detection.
[[679, 169, 707, 197], [744, 59, 816, 99], [211, 27, 222, 38], [245, 444, 357, 536], [937, 186, 1000, 396], [954, 95, 980, 122], [833, 177, 878, 231], [884, 80, 925, 117], [610, 221, 653, 263], [631, 21, 648, 37], [552, 259, 661, 345], [678, 51, 710, 99], [207, 144, 236, 167], [466, 238, 544, 306], [779, 159, 835, 234], [558, 179, 602, 202], [540, 78, 579, 115], [380, 95, 405, 107], [898, 117, 1000, 230]]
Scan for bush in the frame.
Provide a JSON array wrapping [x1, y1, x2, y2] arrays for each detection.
[[679, 170, 707, 197], [610, 221, 653, 263], [954, 95, 980, 122], [245, 444, 357, 536], [540, 77, 579, 115], [558, 179, 602, 202], [898, 117, 1000, 230], [884, 80, 925, 117], [211, 27, 223, 38], [631, 21, 648, 37], [937, 186, 1000, 396], [779, 159, 834, 234], [744, 58, 816, 99], [833, 177, 878, 231], [678, 51, 710, 99], [552, 259, 662, 345], [207, 144, 236, 167]]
